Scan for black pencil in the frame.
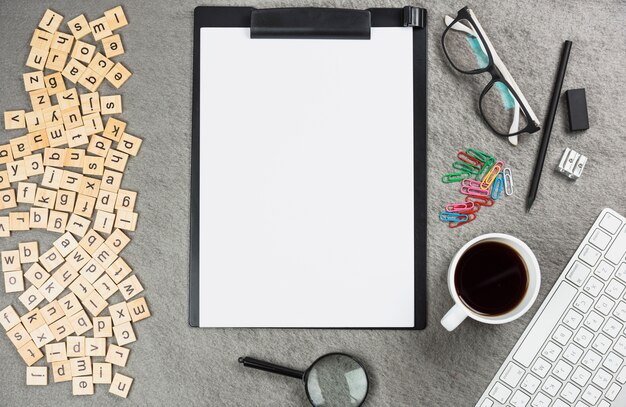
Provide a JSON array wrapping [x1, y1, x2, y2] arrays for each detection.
[[526, 40, 572, 212]]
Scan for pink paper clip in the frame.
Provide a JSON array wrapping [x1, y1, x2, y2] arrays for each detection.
[[465, 195, 495, 207], [460, 185, 490, 197], [449, 213, 477, 228], [459, 203, 480, 214], [480, 160, 504, 190], [444, 202, 475, 213], [461, 178, 482, 188], [457, 151, 482, 167]]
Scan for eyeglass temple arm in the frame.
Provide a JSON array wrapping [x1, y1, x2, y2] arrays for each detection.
[[239, 357, 305, 380]]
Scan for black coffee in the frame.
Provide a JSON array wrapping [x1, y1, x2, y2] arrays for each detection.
[[454, 241, 528, 316]]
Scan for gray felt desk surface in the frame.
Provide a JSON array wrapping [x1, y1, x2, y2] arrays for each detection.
[[1, 0, 625, 406]]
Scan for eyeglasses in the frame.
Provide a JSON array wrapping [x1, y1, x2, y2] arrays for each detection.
[[442, 7, 540, 145]]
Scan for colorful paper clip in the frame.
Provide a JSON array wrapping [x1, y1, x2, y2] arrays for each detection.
[[480, 160, 504, 190], [457, 151, 482, 167], [465, 195, 495, 207], [491, 173, 504, 200], [460, 185, 490, 197], [452, 161, 480, 175], [503, 167, 513, 196], [444, 202, 475, 213], [449, 213, 477, 228], [461, 178, 482, 188], [442, 171, 471, 183], [439, 212, 469, 223]]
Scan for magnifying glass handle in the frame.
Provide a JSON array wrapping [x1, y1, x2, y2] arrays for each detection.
[[238, 357, 305, 380]]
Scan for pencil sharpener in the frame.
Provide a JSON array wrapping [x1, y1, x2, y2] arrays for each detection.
[[557, 148, 587, 180]]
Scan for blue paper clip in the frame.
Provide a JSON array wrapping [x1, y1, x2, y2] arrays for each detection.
[[491, 173, 504, 200], [440, 212, 469, 223]]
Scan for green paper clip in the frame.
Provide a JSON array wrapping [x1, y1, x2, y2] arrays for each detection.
[[442, 171, 471, 183], [452, 161, 480, 175]]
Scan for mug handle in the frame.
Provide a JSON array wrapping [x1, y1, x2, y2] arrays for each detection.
[[441, 303, 468, 331]]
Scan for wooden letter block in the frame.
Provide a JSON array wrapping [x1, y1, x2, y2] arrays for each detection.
[[44, 106, 64, 128], [57, 88, 80, 109], [80, 259, 105, 284], [96, 190, 117, 213], [49, 316, 73, 341], [66, 127, 89, 148], [39, 246, 64, 271], [113, 321, 136, 346], [102, 117, 126, 142], [21, 308, 45, 333], [105, 344, 129, 367], [94, 274, 118, 300], [4, 270, 25, 293], [0, 216, 9, 237], [66, 335, 85, 357], [29, 89, 51, 111], [2, 249, 21, 271], [79, 228, 104, 255], [4, 110, 26, 130], [87, 134, 112, 157], [104, 149, 129, 172], [82, 157, 105, 178], [34, 187, 56, 209], [115, 210, 138, 232], [71, 40, 96, 64], [45, 342, 67, 363], [72, 376, 94, 395], [17, 182, 37, 205], [19, 285, 45, 311], [116, 132, 142, 156], [52, 360, 72, 383], [59, 169, 83, 192], [69, 275, 94, 302], [77, 68, 103, 92], [101, 169, 123, 192], [18, 340, 44, 366], [55, 190, 77, 212], [102, 34, 124, 58], [47, 210, 69, 234], [23, 71, 45, 92], [109, 301, 130, 326], [89, 17, 113, 41], [74, 193, 97, 217], [51, 31, 74, 53], [104, 6, 128, 30], [31, 323, 54, 348], [110, 373, 133, 398], [66, 213, 91, 237], [44, 72, 66, 96], [41, 165, 64, 189], [83, 290, 108, 316], [7, 323, 31, 348], [25, 111, 46, 132], [40, 275, 64, 302], [45, 49, 69, 72], [39, 9, 63, 33], [7, 160, 28, 183], [26, 366, 48, 386], [30, 207, 49, 228], [93, 316, 113, 338], [24, 263, 50, 288], [61, 106, 83, 130], [0, 143, 14, 164], [93, 362, 112, 384], [0, 305, 20, 331], [27, 130, 49, 151], [67, 14, 91, 40], [64, 148, 85, 167], [92, 243, 117, 269], [41, 300, 64, 325], [105, 229, 130, 254], [100, 95, 122, 115], [86, 337, 106, 357], [30, 29, 53, 50], [68, 309, 92, 335], [80, 91, 100, 114], [43, 147, 66, 167], [70, 356, 92, 377], [94, 210, 115, 234], [127, 297, 151, 323], [52, 261, 80, 288], [0, 188, 17, 210], [24, 154, 44, 177], [59, 292, 82, 317], [106, 257, 132, 284], [88, 52, 113, 77], [82, 112, 103, 135], [105, 62, 132, 88], [26, 47, 49, 71], [9, 212, 30, 231], [62, 58, 87, 84], [53, 231, 78, 257], [10, 136, 32, 159]]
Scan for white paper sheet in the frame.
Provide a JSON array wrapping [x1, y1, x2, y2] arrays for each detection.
[[198, 27, 415, 327]]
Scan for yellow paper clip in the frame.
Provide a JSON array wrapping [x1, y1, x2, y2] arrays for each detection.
[[480, 161, 504, 190]]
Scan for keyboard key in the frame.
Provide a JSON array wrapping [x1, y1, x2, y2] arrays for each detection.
[[605, 226, 626, 264], [616, 263, 626, 283], [603, 351, 624, 372], [574, 292, 594, 313], [592, 368, 613, 389], [618, 366, 626, 384], [599, 400, 611, 407], [583, 276, 604, 296], [571, 366, 592, 386], [607, 383, 622, 401], [552, 360, 573, 380], [552, 400, 569, 407], [614, 336, 626, 357], [614, 301, 626, 321], [500, 362, 525, 387], [510, 390, 530, 407], [581, 384, 602, 405], [488, 382, 511, 404], [531, 358, 551, 378], [559, 382, 581, 403], [595, 295, 616, 315], [584, 311, 605, 331], [606, 279, 626, 299], [513, 282, 577, 367], [520, 374, 541, 394], [531, 392, 551, 407], [592, 333, 612, 354], [573, 327, 594, 347], [562, 309, 584, 329], [552, 325, 572, 346], [541, 341, 562, 362], [567, 261, 592, 286], [581, 349, 602, 370], [600, 212, 622, 234], [590, 228, 612, 250], [580, 245, 601, 266], [478, 399, 494, 407], [595, 260, 615, 280], [602, 317, 624, 338], [563, 343, 584, 364], [541, 376, 562, 396]]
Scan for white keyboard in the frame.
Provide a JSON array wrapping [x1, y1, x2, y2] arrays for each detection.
[[477, 208, 626, 407]]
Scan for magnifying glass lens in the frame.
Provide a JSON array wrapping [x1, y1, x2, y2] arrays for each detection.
[[305, 354, 368, 407]]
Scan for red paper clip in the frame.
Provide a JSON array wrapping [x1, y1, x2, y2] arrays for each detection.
[[465, 195, 495, 207], [444, 202, 475, 213], [457, 151, 483, 167], [449, 213, 477, 228], [460, 185, 490, 197]]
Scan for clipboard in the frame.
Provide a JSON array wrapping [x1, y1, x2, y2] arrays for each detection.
[[190, 6, 427, 329]]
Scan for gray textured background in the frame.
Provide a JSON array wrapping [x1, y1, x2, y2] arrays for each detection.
[[1, 0, 625, 406]]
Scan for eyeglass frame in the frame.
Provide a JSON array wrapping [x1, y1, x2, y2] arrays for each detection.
[[441, 6, 541, 138]]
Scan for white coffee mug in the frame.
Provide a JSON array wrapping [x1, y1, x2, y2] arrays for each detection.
[[441, 233, 540, 331]]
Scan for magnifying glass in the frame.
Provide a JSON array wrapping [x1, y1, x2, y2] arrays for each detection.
[[239, 353, 369, 407]]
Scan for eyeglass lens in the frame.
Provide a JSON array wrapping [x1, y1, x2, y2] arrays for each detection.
[[481, 81, 529, 135], [443, 19, 489, 72]]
